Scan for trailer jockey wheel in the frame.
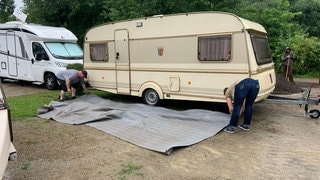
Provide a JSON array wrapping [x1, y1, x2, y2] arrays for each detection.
[[308, 109, 320, 119]]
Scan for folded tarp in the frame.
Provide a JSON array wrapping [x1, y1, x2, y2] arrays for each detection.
[[37, 94, 230, 154]]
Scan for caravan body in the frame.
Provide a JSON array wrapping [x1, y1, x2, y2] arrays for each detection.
[[0, 21, 83, 89], [84, 12, 276, 105]]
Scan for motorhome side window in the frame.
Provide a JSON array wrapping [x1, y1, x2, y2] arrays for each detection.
[[32, 42, 49, 60], [250, 34, 272, 65], [90, 43, 108, 61], [198, 35, 231, 61]]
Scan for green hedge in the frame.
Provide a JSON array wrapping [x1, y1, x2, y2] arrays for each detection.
[[66, 63, 84, 71]]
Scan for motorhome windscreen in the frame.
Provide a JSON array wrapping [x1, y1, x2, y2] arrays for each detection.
[[250, 34, 272, 65], [45, 42, 83, 59]]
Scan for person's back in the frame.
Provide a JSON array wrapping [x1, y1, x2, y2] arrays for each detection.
[[57, 69, 84, 85]]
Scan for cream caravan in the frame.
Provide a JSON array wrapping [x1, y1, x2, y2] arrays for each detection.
[[84, 12, 276, 105], [0, 21, 83, 90]]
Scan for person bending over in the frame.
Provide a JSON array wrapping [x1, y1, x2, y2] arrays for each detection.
[[56, 69, 88, 102], [223, 78, 260, 134]]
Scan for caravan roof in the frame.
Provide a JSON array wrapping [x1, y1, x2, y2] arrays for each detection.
[[86, 11, 267, 41], [0, 21, 77, 41]]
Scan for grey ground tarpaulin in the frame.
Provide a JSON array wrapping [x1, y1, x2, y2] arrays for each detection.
[[37, 94, 230, 154]]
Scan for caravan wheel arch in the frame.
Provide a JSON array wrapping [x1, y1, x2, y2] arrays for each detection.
[[139, 82, 163, 105]]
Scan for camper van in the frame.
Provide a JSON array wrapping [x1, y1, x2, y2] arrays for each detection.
[[0, 83, 16, 179], [84, 12, 276, 105], [0, 21, 83, 90]]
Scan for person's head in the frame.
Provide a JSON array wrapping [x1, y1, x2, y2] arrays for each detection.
[[285, 47, 291, 53], [78, 70, 87, 79]]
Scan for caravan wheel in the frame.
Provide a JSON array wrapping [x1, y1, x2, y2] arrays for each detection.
[[45, 73, 58, 90], [143, 89, 160, 106]]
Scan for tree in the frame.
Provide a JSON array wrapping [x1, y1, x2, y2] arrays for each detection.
[[24, 0, 71, 26], [0, 0, 15, 22], [24, 0, 107, 46], [290, 0, 320, 38], [232, 0, 314, 73]]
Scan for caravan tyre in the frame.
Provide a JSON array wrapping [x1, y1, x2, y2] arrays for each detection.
[[143, 89, 160, 106], [45, 73, 58, 90]]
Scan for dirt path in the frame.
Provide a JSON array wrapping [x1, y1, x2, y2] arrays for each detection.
[[1, 80, 49, 97], [3, 78, 320, 179]]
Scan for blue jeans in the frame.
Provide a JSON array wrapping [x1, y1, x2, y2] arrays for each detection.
[[229, 78, 260, 127]]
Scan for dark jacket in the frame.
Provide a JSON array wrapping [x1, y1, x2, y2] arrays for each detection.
[[281, 50, 296, 66]]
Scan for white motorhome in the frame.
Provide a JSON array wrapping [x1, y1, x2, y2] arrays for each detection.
[[0, 21, 83, 89], [0, 83, 16, 179], [84, 12, 276, 105]]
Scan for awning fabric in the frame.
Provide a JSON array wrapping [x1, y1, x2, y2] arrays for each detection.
[[37, 94, 229, 154]]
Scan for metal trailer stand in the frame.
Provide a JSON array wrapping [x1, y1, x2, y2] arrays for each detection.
[[260, 87, 320, 119]]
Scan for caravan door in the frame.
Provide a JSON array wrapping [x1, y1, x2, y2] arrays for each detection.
[[6, 32, 17, 77], [115, 29, 130, 94]]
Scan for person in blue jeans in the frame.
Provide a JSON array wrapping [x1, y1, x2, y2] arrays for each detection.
[[223, 78, 260, 133]]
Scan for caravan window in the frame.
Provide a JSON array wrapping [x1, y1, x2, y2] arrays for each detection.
[[250, 34, 272, 65], [90, 43, 108, 61], [198, 35, 231, 61]]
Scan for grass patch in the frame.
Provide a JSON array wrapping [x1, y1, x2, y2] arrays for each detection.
[[26, 139, 38, 145], [7, 91, 59, 120], [118, 163, 144, 180], [6, 88, 117, 120], [21, 156, 34, 170]]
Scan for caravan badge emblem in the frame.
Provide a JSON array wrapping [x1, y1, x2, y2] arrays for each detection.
[[158, 47, 164, 56]]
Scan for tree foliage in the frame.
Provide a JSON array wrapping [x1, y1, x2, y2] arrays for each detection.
[[0, 0, 319, 76], [0, 0, 15, 22]]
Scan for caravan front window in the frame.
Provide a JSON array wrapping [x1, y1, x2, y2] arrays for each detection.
[[250, 34, 272, 65], [198, 35, 231, 61], [45, 42, 83, 59]]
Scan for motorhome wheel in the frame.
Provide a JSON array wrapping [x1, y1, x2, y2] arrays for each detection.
[[45, 73, 58, 90]]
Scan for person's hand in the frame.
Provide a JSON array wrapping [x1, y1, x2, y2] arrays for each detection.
[[287, 55, 291, 58], [229, 107, 233, 114], [67, 88, 71, 93]]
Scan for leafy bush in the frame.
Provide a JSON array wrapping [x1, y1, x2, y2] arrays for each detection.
[[66, 63, 84, 70]]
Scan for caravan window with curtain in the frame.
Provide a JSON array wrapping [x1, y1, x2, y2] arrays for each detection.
[[198, 35, 231, 61]]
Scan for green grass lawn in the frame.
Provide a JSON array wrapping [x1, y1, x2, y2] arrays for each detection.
[[7, 91, 59, 119], [7, 88, 116, 120]]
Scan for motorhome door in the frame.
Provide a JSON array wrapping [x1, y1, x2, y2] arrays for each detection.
[[6, 32, 17, 77], [115, 30, 130, 94]]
